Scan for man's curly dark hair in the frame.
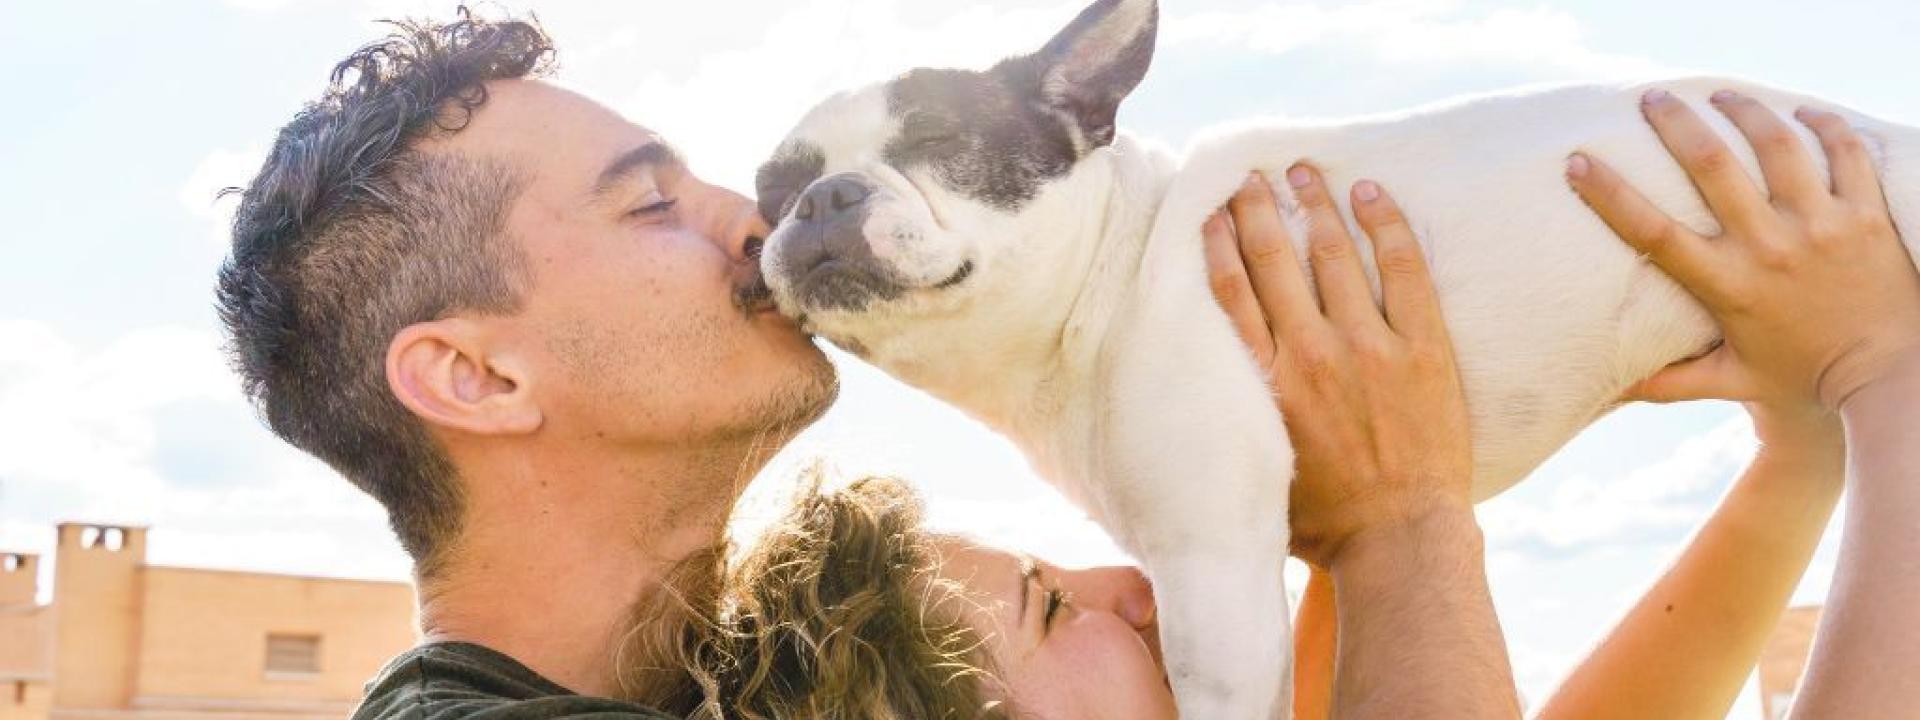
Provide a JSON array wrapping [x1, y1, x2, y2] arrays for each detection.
[[217, 9, 555, 572]]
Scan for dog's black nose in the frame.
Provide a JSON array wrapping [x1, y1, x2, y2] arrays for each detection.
[[793, 174, 872, 222]]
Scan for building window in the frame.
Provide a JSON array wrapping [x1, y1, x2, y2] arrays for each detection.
[[264, 634, 321, 676]]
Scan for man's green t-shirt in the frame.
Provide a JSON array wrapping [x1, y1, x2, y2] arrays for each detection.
[[352, 642, 676, 720]]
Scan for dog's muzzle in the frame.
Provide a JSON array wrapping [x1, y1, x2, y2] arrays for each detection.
[[771, 172, 907, 312]]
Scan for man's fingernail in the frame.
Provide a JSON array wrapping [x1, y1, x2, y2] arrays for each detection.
[[1288, 165, 1313, 189], [1354, 180, 1381, 203], [1643, 88, 1672, 106], [1796, 106, 1827, 122], [1567, 154, 1591, 179], [1710, 90, 1737, 104]]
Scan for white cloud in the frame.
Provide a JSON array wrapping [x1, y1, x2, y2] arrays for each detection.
[[0, 319, 406, 582], [217, 0, 303, 12], [1168, 0, 1665, 81], [1477, 415, 1757, 553], [178, 146, 262, 251]]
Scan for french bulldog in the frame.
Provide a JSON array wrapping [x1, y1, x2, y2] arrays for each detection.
[[755, 0, 1919, 715]]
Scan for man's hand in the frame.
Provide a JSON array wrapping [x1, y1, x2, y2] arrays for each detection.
[[1571, 90, 1920, 415], [1203, 166, 1473, 568], [1206, 166, 1520, 719]]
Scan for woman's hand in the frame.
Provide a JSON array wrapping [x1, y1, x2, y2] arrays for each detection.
[[1203, 166, 1473, 568], [1572, 90, 1920, 418]]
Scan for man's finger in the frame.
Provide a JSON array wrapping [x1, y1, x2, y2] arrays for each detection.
[[1228, 172, 1318, 334], [1711, 90, 1829, 213], [1797, 107, 1889, 209], [1204, 208, 1277, 367], [1351, 180, 1444, 344], [1290, 163, 1382, 330], [1641, 88, 1771, 234], [1568, 152, 1727, 301]]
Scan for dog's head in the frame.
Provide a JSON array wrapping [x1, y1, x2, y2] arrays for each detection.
[[757, 0, 1159, 352]]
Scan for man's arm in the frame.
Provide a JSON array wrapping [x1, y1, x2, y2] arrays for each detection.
[[1535, 409, 1844, 720], [1569, 89, 1920, 718], [1207, 167, 1519, 719], [1329, 508, 1514, 718]]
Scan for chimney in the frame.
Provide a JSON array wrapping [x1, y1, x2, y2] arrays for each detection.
[[51, 523, 148, 710], [0, 552, 35, 607]]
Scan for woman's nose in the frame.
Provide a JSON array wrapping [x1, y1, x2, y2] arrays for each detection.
[[1065, 565, 1157, 630]]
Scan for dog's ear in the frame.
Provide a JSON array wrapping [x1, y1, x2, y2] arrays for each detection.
[[1029, 0, 1158, 151]]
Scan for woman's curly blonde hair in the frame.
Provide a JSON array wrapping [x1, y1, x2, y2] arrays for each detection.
[[618, 469, 1008, 720]]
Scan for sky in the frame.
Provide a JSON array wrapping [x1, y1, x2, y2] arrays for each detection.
[[1, 0, 1912, 716]]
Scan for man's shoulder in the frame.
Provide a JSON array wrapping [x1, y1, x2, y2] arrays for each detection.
[[352, 642, 677, 720]]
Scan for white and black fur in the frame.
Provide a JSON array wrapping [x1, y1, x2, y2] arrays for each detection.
[[756, 0, 1920, 716]]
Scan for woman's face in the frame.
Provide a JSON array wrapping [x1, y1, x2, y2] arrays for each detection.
[[929, 536, 1176, 719]]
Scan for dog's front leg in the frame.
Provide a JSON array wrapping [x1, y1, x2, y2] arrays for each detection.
[[1101, 333, 1298, 718], [1138, 536, 1293, 720]]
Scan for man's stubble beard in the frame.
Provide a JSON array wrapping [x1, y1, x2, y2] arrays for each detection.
[[718, 345, 839, 450]]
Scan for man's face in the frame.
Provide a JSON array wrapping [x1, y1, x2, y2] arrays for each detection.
[[437, 80, 836, 451]]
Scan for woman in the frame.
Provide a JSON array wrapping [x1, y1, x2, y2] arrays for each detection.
[[627, 93, 1918, 719]]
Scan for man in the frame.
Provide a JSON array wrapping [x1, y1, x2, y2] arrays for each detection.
[[221, 12, 833, 712]]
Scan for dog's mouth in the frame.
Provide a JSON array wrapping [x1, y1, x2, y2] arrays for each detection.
[[731, 264, 778, 317], [932, 259, 974, 290]]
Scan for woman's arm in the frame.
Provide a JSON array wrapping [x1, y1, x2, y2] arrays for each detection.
[[1569, 89, 1920, 718], [1792, 351, 1920, 716], [1205, 168, 1519, 719], [1292, 569, 1336, 720], [1535, 408, 1843, 720]]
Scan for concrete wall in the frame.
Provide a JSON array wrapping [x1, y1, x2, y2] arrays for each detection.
[[0, 680, 52, 720], [132, 567, 415, 711], [0, 552, 51, 684]]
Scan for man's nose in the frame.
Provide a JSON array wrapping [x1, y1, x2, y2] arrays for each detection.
[[1068, 566, 1157, 630], [792, 174, 873, 225]]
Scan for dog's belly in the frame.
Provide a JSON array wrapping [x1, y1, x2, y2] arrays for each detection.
[[1150, 77, 1920, 499]]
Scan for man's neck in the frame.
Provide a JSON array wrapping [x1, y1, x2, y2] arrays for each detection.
[[415, 436, 759, 698]]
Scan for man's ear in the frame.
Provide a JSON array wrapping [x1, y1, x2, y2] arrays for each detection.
[[386, 320, 542, 438], [1032, 0, 1158, 151]]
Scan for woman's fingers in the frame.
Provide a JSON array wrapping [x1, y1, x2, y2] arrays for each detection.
[[1204, 207, 1277, 368], [1289, 164, 1382, 330], [1711, 91, 1829, 213], [1797, 107, 1889, 209], [1622, 345, 1747, 404], [1568, 152, 1728, 304], [1641, 89, 1771, 234], [1229, 173, 1318, 335], [1351, 181, 1446, 344]]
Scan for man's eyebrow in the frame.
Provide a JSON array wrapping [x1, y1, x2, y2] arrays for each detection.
[[592, 141, 683, 197]]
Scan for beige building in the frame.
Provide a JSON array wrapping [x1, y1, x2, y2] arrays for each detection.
[[0, 524, 415, 720], [1756, 606, 1822, 720]]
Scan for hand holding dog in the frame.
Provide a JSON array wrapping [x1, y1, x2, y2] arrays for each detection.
[[1205, 165, 1520, 719], [1203, 166, 1474, 568], [1572, 90, 1920, 417]]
